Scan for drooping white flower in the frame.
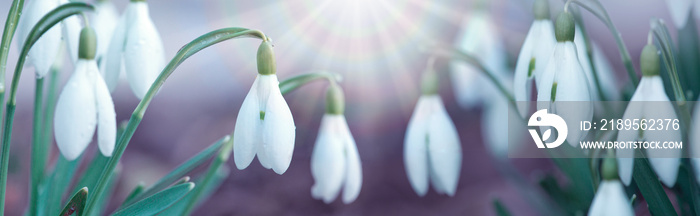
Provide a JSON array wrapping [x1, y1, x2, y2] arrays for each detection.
[[233, 41, 296, 175], [483, 75, 525, 158], [589, 180, 634, 216], [573, 26, 619, 102], [54, 27, 116, 160], [103, 0, 165, 99], [616, 45, 681, 186], [16, 0, 82, 77], [514, 0, 556, 117], [537, 12, 593, 145], [91, 0, 119, 61], [404, 94, 461, 196], [450, 5, 507, 109], [311, 115, 362, 204]]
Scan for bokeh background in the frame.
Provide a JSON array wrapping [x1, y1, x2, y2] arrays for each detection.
[[0, 0, 688, 215]]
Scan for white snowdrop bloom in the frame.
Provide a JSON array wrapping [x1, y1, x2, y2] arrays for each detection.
[[617, 44, 681, 187], [311, 85, 362, 204], [104, 0, 165, 99], [536, 12, 593, 145], [91, 0, 119, 61], [404, 70, 461, 196], [450, 4, 507, 109], [16, 0, 81, 77], [483, 75, 525, 158], [589, 158, 634, 216], [573, 26, 619, 102], [54, 27, 116, 160], [233, 41, 296, 175], [514, 0, 556, 117]]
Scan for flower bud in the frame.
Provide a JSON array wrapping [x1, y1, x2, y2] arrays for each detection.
[[555, 12, 575, 42], [78, 27, 97, 60], [602, 156, 618, 180], [421, 69, 438, 95], [641, 44, 660, 77], [325, 83, 345, 115], [533, 0, 550, 20], [257, 41, 276, 75]]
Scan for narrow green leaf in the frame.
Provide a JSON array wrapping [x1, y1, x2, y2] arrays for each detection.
[[46, 155, 82, 215], [181, 139, 234, 215], [120, 136, 227, 207], [676, 161, 700, 215], [59, 187, 88, 216], [650, 18, 685, 102], [567, 0, 638, 86], [112, 183, 195, 216], [492, 198, 512, 216], [121, 183, 145, 208], [633, 150, 677, 216], [677, 16, 700, 99], [279, 72, 341, 95], [72, 153, 109, 195], [160, 166, 230, 215], [88, 167, 119, 216], [85, 27, 267, 215]]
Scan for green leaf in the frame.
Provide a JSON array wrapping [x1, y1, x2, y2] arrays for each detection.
[[160, 166, 230, 215], [677, 16, 700, 99], [112, 182, 195, 216], [59, 187, 88, 216], [633, 151, 677, 216], [650, 18, 685, 102], [492, 198, 512, 216], [85, 27, 267, 215], [120, 136, 227, 207], [121, 183, 145, 208], [567, 0, 638, 87], [46, 155, 82, 215], [279, 72, 341, 95], [676, 161, 700, 215], [72, 153, 110, 195], [180, 139, 234, 215]]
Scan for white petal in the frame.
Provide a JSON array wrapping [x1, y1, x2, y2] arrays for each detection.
[[60, 0, 81, 64], [124, 2, 165, 99], [92, 61, 117, 157], [591, 43, 619, 100], [233, 77, 261, 170], [617, 158, 634, 186], [588, 180, 634, 216], [514, 21, 556, 117], [24, 0, 61, 77], [616, 96, 643, 185], [666, 0, 693, 28], [339, 116, 362, 204], [102, 4, 129, 92], [16, 0, 51, 67], [54, 60, 97, 160], [426, 97, 461, 196], [574, 25, 601, 102], [310, 115, 345, 203], [260, 75, 296, 174], [404, 96, 432, 196], [92, 0, 119, 59]]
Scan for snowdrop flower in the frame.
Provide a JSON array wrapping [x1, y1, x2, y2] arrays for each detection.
[[91, 0, 119, 61], [54, 27, 117, 160], [104, 0, 165, 99], [664, 0, 700, 28], [233, 40, 296, 175], [15, 0, 81, 77], [449, 2, 508, 109], [514, 0, 555, 117], [573, 25, 619, 102], [536, 12, 593, 145], [483, 74, 525, 158], [404, 66, 462, 196], [589, 157, 634, 216], [617, 44, 681, 186], [311, 84, 362, 204]]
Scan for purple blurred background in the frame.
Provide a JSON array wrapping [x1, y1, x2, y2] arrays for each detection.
[[0, 0, 686, 215]]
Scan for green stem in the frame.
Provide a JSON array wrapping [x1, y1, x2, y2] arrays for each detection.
[[0, 104, 15, 216], [279, 72, 340, 95], [181, 136, 234, 215], [83, 28, 266, 215], [29, 78, 45, 216]]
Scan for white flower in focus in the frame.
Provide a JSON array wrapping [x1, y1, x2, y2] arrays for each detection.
[[233, 41, 296, 175], [104, 0, 165, 99], [54, 27, 116, 160], [617, 45, 681, 187], [537, 12, 593, 146], [450, 5, 507, 109], [311, 115, 362, 204], [92, 0, 119, 61], [514, 0, 555, 117], [405, 67, 461, 196]]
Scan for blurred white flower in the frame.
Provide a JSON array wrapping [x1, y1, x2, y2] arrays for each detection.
[[483, 75, 525, 158], [104, 0, 165, 99], [514, 0, 556, 117], [54, 27, 116, 161], [537, 12, 593, 146], [311, 114, 362, 204], [450, 6, 507, 109], [664, 0, 700, 28], [588, 180, 634, 216], [233, 74, 296, 174], [617, 45, 681, 187], [92, 0, 119, 61], [573, 25, 619, 102], [16, 0, 82, 77], [404, 95, 461, 196]]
